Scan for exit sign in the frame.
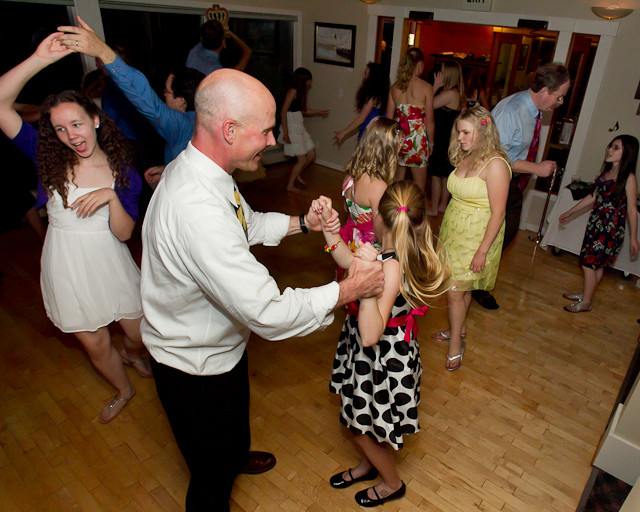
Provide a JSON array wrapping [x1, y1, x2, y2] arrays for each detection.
[[461, 0, 492, 11]]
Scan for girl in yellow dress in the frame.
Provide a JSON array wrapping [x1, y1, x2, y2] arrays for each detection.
[[431, 107, 511, 371]]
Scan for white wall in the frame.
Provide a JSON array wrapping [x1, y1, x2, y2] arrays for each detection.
[[67, 0, 640, 180]]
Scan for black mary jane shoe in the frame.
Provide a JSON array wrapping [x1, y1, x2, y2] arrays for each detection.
[[354, 482, 406, 507], [330, 467, 378, 489]]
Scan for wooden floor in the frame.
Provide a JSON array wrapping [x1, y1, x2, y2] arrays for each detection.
[[1, 162, 638, 511]]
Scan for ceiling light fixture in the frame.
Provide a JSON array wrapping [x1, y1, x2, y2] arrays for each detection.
[[591, 4, 633, 19]]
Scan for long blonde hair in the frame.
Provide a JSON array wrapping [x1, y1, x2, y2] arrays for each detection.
[[345, 117, 402, 185], [448, 106, 507, 171], [394, 47, 424, 93], [378, 181, 449, 307], [440, 61, 466, 107]]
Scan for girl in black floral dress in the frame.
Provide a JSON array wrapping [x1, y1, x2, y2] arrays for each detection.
[[559, 135, 639, 312]]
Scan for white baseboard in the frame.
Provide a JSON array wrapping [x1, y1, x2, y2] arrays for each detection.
[[315, 159, 344, 172], [593, 404, 640, 485]]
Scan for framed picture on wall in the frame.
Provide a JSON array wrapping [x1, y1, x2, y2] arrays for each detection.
[[313, 22, 356, 67]]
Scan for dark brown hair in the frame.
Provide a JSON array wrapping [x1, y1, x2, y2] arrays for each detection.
[[171, 67, 206, 111], [37, 90, 132, 208], [200, 19, 225, 50], [355, 62, 388, 112], [530, 62, 570, 93], [598, 134, 639, 202], [287, 67, 312, 111]]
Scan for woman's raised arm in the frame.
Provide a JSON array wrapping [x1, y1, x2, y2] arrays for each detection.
[[0, 32, 72, 139]]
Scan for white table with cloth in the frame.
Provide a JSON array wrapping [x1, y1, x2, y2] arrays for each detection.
[[541, 187, 640, 278]]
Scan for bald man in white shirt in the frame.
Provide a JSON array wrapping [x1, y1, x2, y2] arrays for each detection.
[[140, 69, 385, 511]]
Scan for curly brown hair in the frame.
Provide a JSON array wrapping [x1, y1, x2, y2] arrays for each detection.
[[37, 90, 132, 208], [345, 117, 402, 185]]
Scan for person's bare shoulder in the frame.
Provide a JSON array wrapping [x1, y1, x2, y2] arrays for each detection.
[[366, 178, 388, 203], [485, 154, 511, 178], [417, 77, 432, 90]]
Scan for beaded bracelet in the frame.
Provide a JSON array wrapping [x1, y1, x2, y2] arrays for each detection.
[[324, 240, 341, 252]]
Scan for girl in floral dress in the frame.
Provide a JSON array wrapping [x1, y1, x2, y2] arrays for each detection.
[[559, 135, 639, 313], [339, 117, 402, 252], [386, 48, 434, 194]]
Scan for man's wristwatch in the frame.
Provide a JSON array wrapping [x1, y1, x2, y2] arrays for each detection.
[[299, 214, 309, 234]]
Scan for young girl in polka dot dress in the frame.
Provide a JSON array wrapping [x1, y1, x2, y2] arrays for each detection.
[[314, 181, 448, 507]]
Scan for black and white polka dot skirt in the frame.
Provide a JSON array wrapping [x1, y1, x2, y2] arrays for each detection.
[[329, 295, 422, 450]]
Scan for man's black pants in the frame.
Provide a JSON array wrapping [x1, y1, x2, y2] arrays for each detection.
[[151, 351, 251, 512], [503, 177, 524, 250]]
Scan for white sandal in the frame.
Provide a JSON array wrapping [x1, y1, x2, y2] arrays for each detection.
[[431, 330, 467, 342], [446, 342, 466, 372]]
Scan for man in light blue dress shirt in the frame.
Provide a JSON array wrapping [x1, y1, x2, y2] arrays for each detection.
[[186, 19, 253, 76], [472, 63, 570, 309]]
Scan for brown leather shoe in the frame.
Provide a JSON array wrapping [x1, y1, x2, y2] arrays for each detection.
[[239, 451, 276, 475]]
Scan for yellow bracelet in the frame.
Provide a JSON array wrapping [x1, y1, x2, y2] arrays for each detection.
[[324, 240, 341, 252]]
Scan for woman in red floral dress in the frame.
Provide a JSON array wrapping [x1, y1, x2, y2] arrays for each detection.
[[386, 48, 434, 194]]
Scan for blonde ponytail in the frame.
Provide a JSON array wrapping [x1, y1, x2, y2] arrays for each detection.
[[378, 181, 449, 307]]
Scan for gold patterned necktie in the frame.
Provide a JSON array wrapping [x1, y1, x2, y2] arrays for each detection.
[[234, 188, 248, 239]]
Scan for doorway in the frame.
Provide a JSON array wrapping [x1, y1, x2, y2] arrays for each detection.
[[377, 18, 599, 196]]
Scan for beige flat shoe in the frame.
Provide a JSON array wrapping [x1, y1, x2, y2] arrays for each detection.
[[563, 300, 592, 313], [563, 292, 583, 301], [100, 390, 135, 424]]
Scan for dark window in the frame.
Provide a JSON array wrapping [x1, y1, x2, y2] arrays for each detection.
[[0, 2, 83, 103], [100, 8, 294, 111], [100, 9, 201, 96], [227, 17, 294, 116]]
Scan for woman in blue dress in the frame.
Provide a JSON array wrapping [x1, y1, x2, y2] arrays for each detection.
[[334, 62, 389, 146]]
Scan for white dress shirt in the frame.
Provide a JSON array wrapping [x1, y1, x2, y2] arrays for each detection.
[[141, 142, 339, 375]]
